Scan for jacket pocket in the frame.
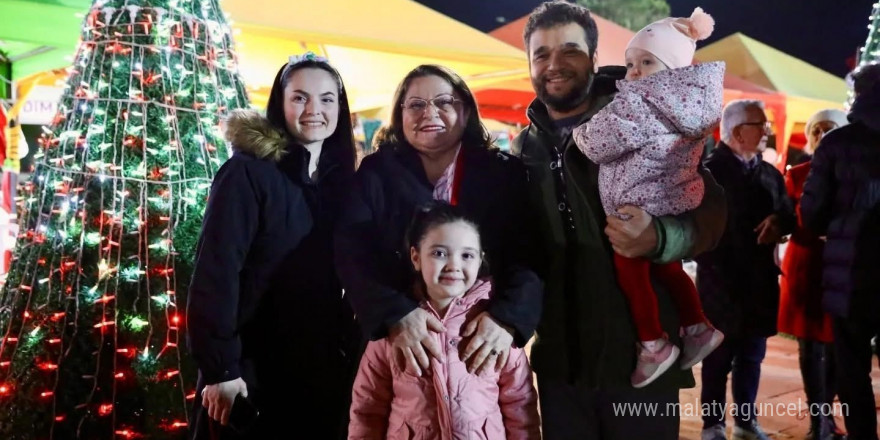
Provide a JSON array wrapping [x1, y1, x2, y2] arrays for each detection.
[[389, 420, 437, 440], [474, 367, 501, 387], [466, 417, 491, 440], [478, 415, 513, 440], [389, 420, 413, 440], [391, 363, 426, 385]]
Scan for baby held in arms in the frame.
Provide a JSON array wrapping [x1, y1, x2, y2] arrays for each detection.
[[573, 7, 725, 388]]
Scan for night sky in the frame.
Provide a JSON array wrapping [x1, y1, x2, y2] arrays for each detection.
[[415, 0, 876, 78]]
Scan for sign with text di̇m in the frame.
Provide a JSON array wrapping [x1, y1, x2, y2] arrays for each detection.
[[18, 85, 63, 126]]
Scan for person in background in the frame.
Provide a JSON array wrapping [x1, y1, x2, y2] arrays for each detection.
[[790, 111, 848, 167], [512, 2, 727, 438], [777, 108, 849, 440], [801, 62, 880, 440], [188, 53, 358, 439], [348, 202, 540, 440], [697, 99, 796, 440]]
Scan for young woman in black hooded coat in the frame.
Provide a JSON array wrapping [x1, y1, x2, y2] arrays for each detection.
[[187, 54, 358, 439]]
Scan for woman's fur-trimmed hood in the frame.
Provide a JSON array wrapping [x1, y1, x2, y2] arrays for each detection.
[[224, 109, 288, 162]]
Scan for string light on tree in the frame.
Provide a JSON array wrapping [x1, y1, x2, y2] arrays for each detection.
[[0, 0, 249, 437], [858, 2, 880, 67], [849, 2, 880, 106]]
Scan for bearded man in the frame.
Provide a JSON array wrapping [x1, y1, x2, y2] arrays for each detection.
[[512, 2, 728, 439]]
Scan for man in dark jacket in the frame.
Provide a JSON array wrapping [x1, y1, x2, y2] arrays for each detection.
[[801, 63, 880, 440], [696, 99, 796, 440], [512, 2, 727, 439]]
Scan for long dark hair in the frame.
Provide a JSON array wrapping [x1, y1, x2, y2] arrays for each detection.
[[265, 59, 356, 172], [372, 65, 493, 150]]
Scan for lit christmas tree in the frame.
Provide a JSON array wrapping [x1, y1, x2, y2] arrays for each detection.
[[857, 2, 880, 68], [849, 2, 880, 106], [0, 0, 249, 438]]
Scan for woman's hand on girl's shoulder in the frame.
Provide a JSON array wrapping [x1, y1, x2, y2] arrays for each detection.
[[460, 312, 514, 375], [389, 308, 444, 377]]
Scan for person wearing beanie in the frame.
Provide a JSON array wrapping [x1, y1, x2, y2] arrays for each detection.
[[802, 62, 880, 440], [624, 7, 716, 74], [573, 6, 724, 390], [804, 109, 848, 156], [778, 108, 850, 440]]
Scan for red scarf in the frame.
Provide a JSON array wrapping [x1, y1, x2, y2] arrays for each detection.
[[432, 147, 465, 206]]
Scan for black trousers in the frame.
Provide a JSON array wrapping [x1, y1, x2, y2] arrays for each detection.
[[833, 315, 880, 440], [700, 336, 768, 428], [798, 338, 841, 434], [537, 376, 680, 440]]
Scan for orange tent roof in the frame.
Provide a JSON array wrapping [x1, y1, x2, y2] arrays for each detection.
[[723, 74, 778, 95], [489, 12, 633, 66]]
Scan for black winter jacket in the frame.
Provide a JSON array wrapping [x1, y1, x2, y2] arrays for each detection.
[[696, 143, 795, 338], [336, 142, 542, 346], [801, 91, 880, 319], [187, 111, 356, 394], [514, 66, 727, 390]]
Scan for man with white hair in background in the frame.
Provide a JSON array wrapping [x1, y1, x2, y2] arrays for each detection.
[[695, 100, 796, 440]]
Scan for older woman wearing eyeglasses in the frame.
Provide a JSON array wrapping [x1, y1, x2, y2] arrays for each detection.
[[336, 65, 542, 382], [778, 108, 849, 440]]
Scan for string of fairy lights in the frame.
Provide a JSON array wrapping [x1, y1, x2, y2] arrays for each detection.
[[858, 2, 880, 68], [0, 0, 249, 437], [848, 2, 880, 107]]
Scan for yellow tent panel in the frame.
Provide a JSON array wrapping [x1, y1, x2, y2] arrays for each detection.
[[695, 33, 847, 103], [223, 0, 525, 65], [8, 69, 69, 123], [223, 0, 528, 111], [6, 0, 529, 114]]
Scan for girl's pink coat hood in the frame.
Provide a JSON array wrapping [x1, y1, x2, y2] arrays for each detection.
[[574, 62, 725, 218], [348, 279, 541, 440]]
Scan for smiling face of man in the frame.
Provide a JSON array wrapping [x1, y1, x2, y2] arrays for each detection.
[[528, 22, 597, 118]]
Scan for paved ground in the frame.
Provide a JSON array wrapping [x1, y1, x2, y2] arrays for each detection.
[[679, 335, 880, 439]]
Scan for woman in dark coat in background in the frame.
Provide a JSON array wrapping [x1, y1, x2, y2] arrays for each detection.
[[778, 109, 848, 440], [801, 63, 880, 440], [187, 53, 357, 439]]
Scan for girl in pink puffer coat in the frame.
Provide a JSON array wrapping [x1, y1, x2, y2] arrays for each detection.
[[348, 202, 540, 440], [573, 8, 725, 389]]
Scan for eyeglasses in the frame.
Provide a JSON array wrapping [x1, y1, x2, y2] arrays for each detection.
[[740, 121, 773, 135], [401, 95, 461, 115]]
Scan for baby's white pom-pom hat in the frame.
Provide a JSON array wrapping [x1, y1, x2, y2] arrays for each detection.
[[626, 7, 715, 69]]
